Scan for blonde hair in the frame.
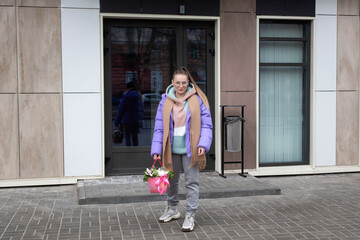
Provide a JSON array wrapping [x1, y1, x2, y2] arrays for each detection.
[[172, 67, 210, 109]]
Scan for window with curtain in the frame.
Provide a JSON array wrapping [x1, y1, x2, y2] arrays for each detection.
[[259, 20, 311, 166]]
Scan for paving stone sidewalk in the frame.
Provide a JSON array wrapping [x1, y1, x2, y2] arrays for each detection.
[[0, 173, 360, 239], [77, 172, 281, 204]]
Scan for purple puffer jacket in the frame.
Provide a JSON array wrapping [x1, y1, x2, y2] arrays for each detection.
[[151, 93, 213, 158]]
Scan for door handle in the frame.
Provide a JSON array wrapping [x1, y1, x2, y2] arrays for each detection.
[[209, 32, 215, 40], [209, 49, 215, 56]]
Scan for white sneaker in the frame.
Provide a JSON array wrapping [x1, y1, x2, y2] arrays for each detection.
[[181, 212, 195, 232], [159, 206, 181, 223]]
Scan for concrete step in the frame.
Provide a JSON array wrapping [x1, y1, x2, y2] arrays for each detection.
[[77, 172, 281, 205]]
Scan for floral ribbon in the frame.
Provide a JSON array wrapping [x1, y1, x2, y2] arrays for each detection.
[[155, 175, 170, 195]]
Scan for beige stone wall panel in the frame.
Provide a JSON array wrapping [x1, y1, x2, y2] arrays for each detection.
[[16, 0, 60, 7], [337, 16, 360, 91], [220, 12, 256, 92], [336, 91, 359, 165], [338, 0, 360, 15], [0, 0, 14, 6], [19, 94, 63, 178], [221, 91, 256, 169], [0, 94, 19, 179], [18, 7, 62, 93], [0, 7, 17, 93], [220, 0, 255, 13]]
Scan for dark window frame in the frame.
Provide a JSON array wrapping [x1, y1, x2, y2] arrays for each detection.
[[259, 19, 311, 167]]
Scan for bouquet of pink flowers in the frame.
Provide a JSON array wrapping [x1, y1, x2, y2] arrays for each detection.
[[143, 158, 174, 195]]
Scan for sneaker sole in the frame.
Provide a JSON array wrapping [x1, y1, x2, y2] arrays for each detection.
[[181, 225, 194, 232], [159, 211, 181, 223]]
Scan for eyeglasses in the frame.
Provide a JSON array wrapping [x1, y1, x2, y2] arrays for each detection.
[[174, 81, 188, 87]]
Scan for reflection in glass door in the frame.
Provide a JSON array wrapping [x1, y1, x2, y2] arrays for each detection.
[[104, 20, 215, 175], [186, 28, 207, 94], [111, 27, 176, 147]]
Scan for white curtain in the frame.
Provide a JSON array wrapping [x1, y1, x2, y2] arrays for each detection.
[[259, 23, 307, 165], [260, 41, 304, 63]]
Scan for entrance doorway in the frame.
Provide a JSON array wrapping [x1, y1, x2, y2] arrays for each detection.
[[104, 19, 215, 175]]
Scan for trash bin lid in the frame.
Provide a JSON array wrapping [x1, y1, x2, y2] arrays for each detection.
[[225, 115, 241, 124]]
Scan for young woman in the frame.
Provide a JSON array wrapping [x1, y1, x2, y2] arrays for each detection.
[[151, 67, 213, 232]]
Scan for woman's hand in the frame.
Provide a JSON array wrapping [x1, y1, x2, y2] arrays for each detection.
[[153, 154, 161, 161], [198, 147, 205, 156]]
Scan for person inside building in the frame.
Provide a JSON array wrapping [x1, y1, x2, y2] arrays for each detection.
[[151, 67, 213, 232], [114, 81, 143, 146]]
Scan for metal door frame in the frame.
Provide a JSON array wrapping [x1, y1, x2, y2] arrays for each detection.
[[101, 15, 220, 175]]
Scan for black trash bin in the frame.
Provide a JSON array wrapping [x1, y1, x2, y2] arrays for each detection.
[[220, 105, 247, 178]]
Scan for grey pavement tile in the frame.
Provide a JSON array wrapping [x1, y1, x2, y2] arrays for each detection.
[[0, 174, 360, 239]]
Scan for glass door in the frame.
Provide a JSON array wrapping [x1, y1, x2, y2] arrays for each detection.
[[104, 20, 215, 175], [183, 22, 216, 170]]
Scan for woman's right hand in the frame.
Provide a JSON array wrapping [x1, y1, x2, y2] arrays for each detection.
[[153, 154, 161, 161]]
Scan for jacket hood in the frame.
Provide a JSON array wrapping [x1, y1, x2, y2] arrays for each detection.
[[166, 83, 196, 103]]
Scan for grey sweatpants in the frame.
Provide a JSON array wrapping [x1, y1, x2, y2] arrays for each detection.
[[167, 154, 199, 214]]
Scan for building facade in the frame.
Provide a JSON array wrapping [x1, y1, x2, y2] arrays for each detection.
[[0, 0, 360, 186]]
